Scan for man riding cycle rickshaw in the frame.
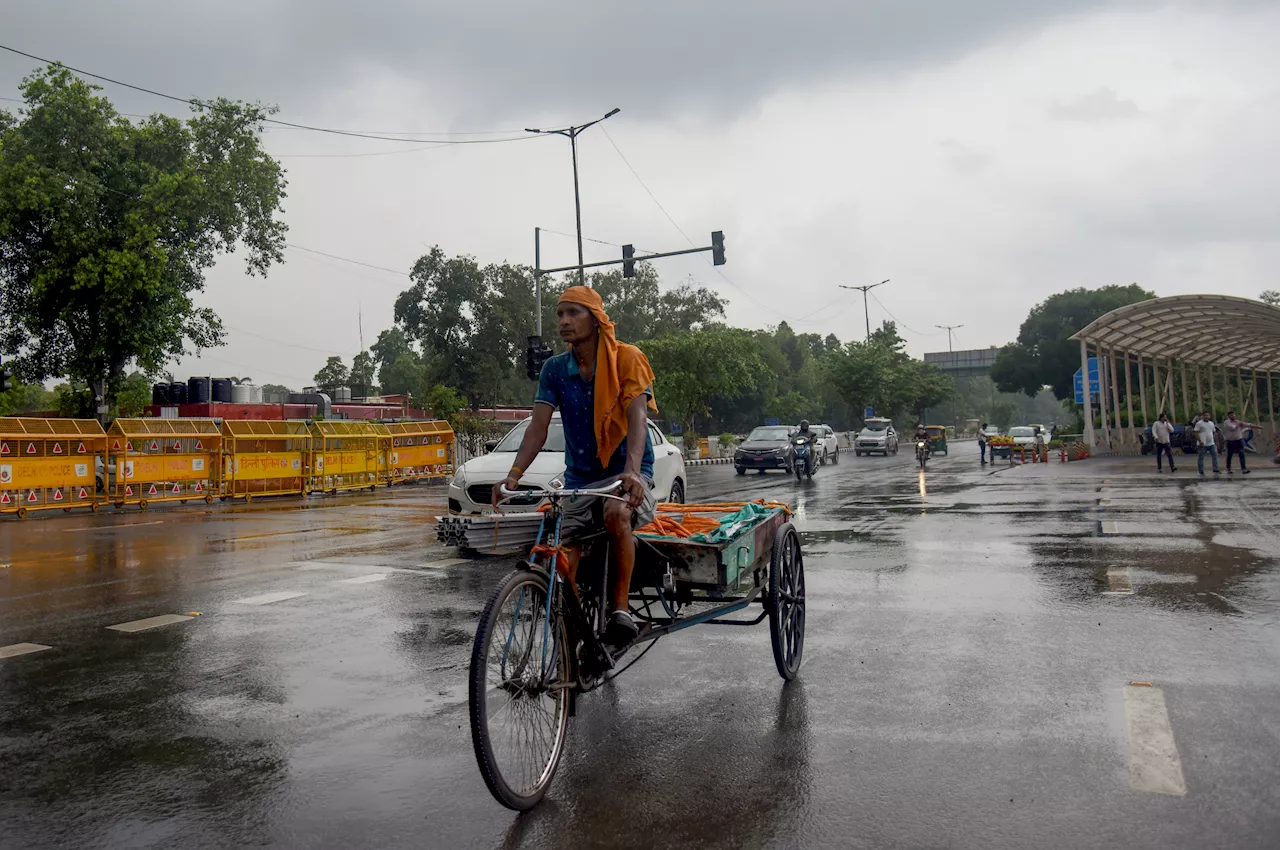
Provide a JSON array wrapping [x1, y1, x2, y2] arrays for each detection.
[[492, 285, 658, 650]]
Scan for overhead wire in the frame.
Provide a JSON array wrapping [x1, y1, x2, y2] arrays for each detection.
[[0, 43, 540, 146], [868, 291, 945, 337]]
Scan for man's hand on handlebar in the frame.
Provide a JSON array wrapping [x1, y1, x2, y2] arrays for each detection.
[[618, 471, 647, 510], [491, 475, 519, 513]]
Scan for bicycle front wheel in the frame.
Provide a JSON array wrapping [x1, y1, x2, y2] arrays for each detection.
[[469, 569, 571, 810]]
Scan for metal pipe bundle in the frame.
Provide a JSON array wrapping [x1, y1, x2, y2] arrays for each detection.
[[435, 513, 544, 552]]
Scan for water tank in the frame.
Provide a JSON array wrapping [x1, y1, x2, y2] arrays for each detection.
[[211, 378, 233, 403], [152, 383, 170, 405], [169, 381, 188, 405], [334, 386, 352, 402], [231, 382, 251, 404], [188, 376, 211, 403], [249, 384, 263, 403]]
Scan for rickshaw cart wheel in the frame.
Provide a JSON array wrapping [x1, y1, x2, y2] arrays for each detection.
[[768, 523, 806, 681]]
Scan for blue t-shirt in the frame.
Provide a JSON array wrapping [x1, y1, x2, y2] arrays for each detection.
[[535, 351, 654, 487]]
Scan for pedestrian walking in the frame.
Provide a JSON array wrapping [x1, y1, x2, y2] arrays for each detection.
[[1193, 411, 1221, 476], [1221, 411, 1255, 475], [1151, 412, 1177, 473], [979, 422, 989, 465]]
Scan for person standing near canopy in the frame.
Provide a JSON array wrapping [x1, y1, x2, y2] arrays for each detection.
[[493, 285, 659, 649]]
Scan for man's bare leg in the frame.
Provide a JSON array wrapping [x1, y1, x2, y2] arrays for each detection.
[[603, 500, 635, 612]]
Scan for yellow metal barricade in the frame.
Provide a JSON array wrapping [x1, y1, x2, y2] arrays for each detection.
[[0, 418, 106, 518], [307, 421, 389, 493], [221, 420, 311, 501], [383, 421, 455, 484], [107, 419, 221, 510]]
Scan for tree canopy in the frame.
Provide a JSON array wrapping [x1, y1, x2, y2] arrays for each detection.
[[990, 284, 1154, 400], [0, 65, 288, 416]]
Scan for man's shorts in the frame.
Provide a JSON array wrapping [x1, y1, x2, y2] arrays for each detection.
[[559, 475, 656, 539]]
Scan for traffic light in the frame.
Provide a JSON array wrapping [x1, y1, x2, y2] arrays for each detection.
[[0, 356, 12, 393], [622, 244, 635, 279], [711, 231, 726, 266]]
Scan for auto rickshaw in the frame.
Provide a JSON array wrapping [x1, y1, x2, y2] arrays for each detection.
[[924, 425, 948, 455]]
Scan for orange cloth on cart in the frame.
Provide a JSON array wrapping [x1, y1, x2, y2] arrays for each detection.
[[557, 285, 657, 467]]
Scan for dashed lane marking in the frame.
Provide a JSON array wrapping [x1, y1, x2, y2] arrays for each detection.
[[106, 614, 194, 633], [335, 573, 389, 585], [0, 643, 52, 659], [1124, 684, 1187, 796], [231, 590, 308, 606], [1100, 520, 1121, 535], [1104, 567, 1133, 595]]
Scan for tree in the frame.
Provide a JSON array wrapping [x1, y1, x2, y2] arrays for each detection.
[[115, 372, 153, 417], [313, 356, 349, 389], [1261, 290, 1280, 307], [991, 284, 1154, 400], [0, 380, 57, 416], [260, 383, 291, 402], [350, 351, 377, 397], [640, 327, 771, 438], [425, 385, 465, 419], [0, 66, 288, 418], [379, 353, 429, 399], [370, 328, 414, 389]]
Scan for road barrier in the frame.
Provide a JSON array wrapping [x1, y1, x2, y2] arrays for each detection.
[[0, 418, 106, 518], [222, 420, 312, 501], [107, 419, 221, 509], [384, 421, 454, 484], [308, 421, 387, 494]]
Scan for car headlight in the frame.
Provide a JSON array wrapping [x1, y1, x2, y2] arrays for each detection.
[[451, 466, 467, 487]]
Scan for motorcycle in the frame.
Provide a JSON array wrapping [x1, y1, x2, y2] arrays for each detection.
[[792, 434, 817, 480], [915, 440, 929, 469]]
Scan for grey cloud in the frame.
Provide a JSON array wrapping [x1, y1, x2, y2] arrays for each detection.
[[1050, 87, 1141, 123], [6, 0, 1145, 123]]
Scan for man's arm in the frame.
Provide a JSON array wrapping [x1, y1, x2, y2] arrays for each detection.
[[492, 403, 554, 508], [619, 394, 649, 509]]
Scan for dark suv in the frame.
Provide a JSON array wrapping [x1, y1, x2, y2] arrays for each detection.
[[735, 425, 796, 475]]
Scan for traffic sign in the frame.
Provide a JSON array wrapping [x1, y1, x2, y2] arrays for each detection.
[[1074, 358, 1101, 404]]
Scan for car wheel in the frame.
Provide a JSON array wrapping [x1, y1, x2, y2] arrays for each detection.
[[819, 451, 826, 466], [831, 448, 839, 465], [668, 479, 685, 504], [758, 469, 767, 475], [736, 466, 746, 476], [854, 450, 861, 457]]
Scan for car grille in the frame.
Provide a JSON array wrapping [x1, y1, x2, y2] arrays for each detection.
[[466, 484, 541, 506]]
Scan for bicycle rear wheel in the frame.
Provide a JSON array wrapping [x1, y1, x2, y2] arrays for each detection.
[[469, 569, 570, 810]]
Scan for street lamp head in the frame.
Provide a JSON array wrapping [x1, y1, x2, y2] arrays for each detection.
[[880, 279, 890, 284], [604, 108, 621, 119], [524, 128, 541, 134]]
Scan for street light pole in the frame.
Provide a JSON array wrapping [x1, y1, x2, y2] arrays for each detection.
[[838, 279, 890, 341], [526, 108, 621, 287], [935, 324, 963, 352]]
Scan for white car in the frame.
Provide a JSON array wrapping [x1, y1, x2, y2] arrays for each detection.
[[854, 418, 898, 456], [813, 424, 840, 465], [447, 413, 687, 515], [1008, 426, 1041, 448]]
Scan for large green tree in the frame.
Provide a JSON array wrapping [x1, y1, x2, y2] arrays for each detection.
[[0, 66, 288, 417], [639, 326, 771, 438], [313, 356, 349, 389], [990, 284, 1154, 400], [350, 351, 377, 397]]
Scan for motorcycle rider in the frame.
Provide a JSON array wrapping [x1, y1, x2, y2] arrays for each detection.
[[795, 420, 814, 472], [914, 424, 931, 459]]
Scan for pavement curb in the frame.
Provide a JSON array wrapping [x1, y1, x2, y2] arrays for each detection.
[[685, 457, 735, 467]]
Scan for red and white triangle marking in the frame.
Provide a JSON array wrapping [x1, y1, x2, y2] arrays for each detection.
[[171, 482, 182, 494], [52, 489, 63, 502], [125, 485, 134, 497], [78, 487, 89, 499], [76, 442, 87, 454], [194, 440, 203, 450], [0, 492, 9, 504], [149, 440, 160, 452], [173, 440, 182, 451], [147, 484, 158, 496], [52, 443, 63, 454], [193, 482, 203, 492], [27, 490, 38, 502], [26, 442, 36, 454], [0, 442, 8, 455]]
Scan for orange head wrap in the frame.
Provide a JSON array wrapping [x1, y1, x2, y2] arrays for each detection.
[[558, 285, 658, 466]]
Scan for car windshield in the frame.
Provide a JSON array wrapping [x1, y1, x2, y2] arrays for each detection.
[[1009, 427, 1035, 437], [493, 419, 567, 452], [861, 421, 890, 432], [748, 427, 792, 441]]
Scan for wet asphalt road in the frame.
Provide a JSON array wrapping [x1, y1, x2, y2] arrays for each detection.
[[2, 446, 1279, 849]]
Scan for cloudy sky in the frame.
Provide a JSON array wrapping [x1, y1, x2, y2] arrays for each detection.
[[3, 1, 1277, 389]]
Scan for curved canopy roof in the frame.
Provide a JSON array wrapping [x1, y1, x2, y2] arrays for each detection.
[[1071, 295, 1280, 371]]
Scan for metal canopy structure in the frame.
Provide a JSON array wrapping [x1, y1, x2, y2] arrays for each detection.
[[1070, 295, 1280, 450]]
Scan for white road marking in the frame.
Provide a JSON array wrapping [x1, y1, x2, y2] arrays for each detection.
[[231, 590, 308, 606], [1100, 520, 1120, 535], [106, 614, 194, 633], [1104, 567, 1133, 595], [335, 573, 389, 585], [415, 558, 469, 569], [0, 643, 52, 659], [1124, 684, 1187, 796]]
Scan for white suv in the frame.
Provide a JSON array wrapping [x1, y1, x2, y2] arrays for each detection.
[[814, 424, 840, 465], [447, 413, 687, 514], [855, 419, 898, 456]]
